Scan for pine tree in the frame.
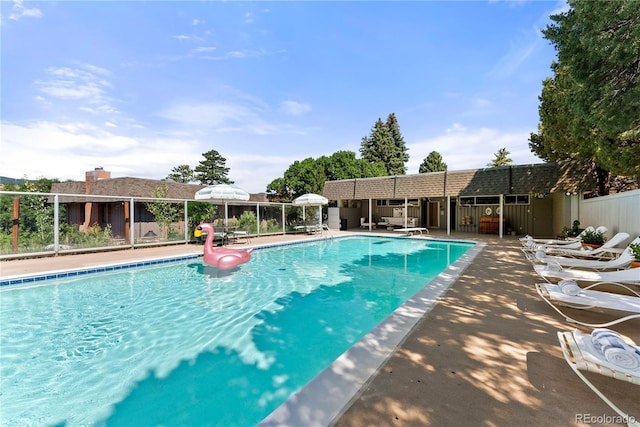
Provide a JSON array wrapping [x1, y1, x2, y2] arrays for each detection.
[[419, 151, 447, 173], [360, 113, 409, 176], [385, 113, 409, 175], [166, 164, 195, 183], [194, 150, 233, 185], [488, 148, 513, 167]]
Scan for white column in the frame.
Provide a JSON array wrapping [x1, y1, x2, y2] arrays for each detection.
[[282, 203, 286, 234], [404, 197, 408, 228]]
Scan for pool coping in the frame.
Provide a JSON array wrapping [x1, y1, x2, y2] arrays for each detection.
[[0, 253, 202, 287], [258, 238, 485, 427]]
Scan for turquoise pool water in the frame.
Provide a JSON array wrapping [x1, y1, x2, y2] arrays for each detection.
[[0, 236, 473, 426]]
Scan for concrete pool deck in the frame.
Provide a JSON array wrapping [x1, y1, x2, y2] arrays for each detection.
[[1, 230, 638, 426]]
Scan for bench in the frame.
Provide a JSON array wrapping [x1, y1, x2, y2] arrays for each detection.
[[393, 227, 429, 236]]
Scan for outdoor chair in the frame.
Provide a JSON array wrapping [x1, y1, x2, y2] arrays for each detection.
[[519, 226, 605, 246], [533, 237, 638, 271], [536, 280, 640, 327], [543, 232, 630, 259], [557, 329, 639, 426], [534, 264, 640, 285]]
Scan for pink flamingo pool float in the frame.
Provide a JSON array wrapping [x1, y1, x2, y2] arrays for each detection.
[[194, 223, 253, 270]]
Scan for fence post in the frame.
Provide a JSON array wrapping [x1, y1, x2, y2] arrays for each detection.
[[256, 202, 260, 236], [54, 194, 59, 254], [184, 200, 188, 243], [130, 198, 135, 248], [282, 203, 285, 234], [12, 197, 19, 254]]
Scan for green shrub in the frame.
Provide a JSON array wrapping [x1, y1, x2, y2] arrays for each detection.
[[581, 229, 605, 245], [629, 242, 640, 260]]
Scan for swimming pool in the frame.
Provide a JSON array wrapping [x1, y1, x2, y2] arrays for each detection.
[[0, 236, 477, 426]]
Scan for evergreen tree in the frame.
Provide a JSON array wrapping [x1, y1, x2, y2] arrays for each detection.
[[166, 164, 195, 183], [194, 150, 233, 185], [488, 148, 513, 167], [360, 113, 409, 176], [385, 113, 409, 174], [419, 151, 447, 173], [529, 0, 640, 184]]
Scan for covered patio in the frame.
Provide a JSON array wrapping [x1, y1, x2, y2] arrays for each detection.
[[322, 161, 596, 238]]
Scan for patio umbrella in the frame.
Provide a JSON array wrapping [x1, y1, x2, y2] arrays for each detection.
[[195, 183, 250, 225], [293, 193, 328, 228]]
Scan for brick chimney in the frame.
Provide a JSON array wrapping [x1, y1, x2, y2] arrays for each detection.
[[85, 167, 111, 194]]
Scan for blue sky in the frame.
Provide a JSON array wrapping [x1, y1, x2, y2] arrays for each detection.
[[1, 0, 566, 193]]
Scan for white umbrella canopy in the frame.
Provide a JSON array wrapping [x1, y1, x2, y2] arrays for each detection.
[[195, 183, 250, 226], [293, 193, 328, 228], [195, 183, 250, 201], [292, 193, 328, 206]]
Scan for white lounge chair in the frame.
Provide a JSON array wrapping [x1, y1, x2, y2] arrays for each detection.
[[536, 281, 640, 327], [534, 264, 640, 284], [557, 329, 640, 426], [534, 237, 639, 271], [520, 229, 605, 257], [519, 226, 605, 246], [544, 232, 630, 259], [521, 237, 584, 253]]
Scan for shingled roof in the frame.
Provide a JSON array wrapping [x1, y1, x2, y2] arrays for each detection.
[[322, 161, 595, 200], [50, 178, 268, 203]]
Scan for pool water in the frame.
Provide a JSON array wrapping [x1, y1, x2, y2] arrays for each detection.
[[0, 236, 473, 426]]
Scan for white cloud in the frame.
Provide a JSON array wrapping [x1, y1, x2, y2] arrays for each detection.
[[157, 99, 309, 137], [279, 101, 311, 116], [192, 46, 217, 53], [158, 101, 259, 128], [0, 120, 292, 193], [34, 64, 118, 116], [8, 0, 42, 20], [407, 124, 541, 173], [473, 98, 492, 108]]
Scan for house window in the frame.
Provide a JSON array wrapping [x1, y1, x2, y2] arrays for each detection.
[[475, 196, 500, 205], [459, 196, 500, 205], [504, 195, 530, 205], [379, 199, 420, 206], [459, 197, 474, 207]]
